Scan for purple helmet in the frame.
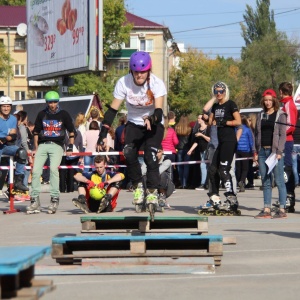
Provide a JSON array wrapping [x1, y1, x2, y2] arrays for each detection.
[[129, 51, 152, 72]]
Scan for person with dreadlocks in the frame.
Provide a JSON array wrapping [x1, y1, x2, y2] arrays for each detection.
[[96, 51, 166, 211], [199, 82, 242, 216]]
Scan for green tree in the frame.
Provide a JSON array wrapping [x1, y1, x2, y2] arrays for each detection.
[[103, 0, 133, 56], [241, 0, 276, 45], [0, 44, 13, 82], [0, 0, 25, 4]]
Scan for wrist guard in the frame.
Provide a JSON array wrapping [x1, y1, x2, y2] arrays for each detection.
[[66, 144, 73, 152], [148, 108, 163, 125], [0, 137, 7, 143], [98, 106, 118, 143], [216, 118, 227, 127]]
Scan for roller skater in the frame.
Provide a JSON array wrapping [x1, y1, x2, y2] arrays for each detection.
[[96, 51, 166, 218], [0, 96, 29, 196], [72, 155, 124, 214]]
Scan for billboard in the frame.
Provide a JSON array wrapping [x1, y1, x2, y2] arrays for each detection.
[[27, 0, 103, 80]]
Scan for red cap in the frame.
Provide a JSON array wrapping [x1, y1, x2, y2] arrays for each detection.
[[262, 89, 277, 98]]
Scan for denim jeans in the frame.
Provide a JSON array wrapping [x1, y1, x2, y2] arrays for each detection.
[[292, 144, 300, 185], [84, 155, 95, 173], [31, 143, 63, 198], [258, 148, 286, 208], [177, 149, 190, 187], [200, 151, 207, 185], [0, 145, 25, 175]]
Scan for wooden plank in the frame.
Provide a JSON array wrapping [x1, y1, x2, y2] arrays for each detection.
[[223, 236, 237, 245], [130, 241, 146, 254], [80, 216, 209, 233], [36, 257, 216, 275]]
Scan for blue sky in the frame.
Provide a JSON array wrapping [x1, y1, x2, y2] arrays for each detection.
[[125, 0, 300, 58]]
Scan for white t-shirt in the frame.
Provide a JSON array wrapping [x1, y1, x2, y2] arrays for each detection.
[[113, 73, 167, 126]]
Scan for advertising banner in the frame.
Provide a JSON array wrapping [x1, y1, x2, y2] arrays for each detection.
[[27, 0, 89, 80]]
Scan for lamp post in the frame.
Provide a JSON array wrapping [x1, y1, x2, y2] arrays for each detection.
[[6, 27, 11, 98]]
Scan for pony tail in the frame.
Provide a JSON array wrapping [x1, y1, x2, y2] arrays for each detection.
[[146, 77, 155, 103]]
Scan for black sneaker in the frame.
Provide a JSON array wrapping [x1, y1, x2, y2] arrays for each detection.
[[245, 183, 255, 190]]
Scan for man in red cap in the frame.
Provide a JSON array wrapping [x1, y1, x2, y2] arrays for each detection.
[[279, 82, 298, 213]]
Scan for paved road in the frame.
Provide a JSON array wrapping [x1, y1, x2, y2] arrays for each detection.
[[1, 183, 299, 300]]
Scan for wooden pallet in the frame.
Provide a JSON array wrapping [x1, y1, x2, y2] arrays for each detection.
[[51, 234, 223, 267], [80, 215, 208, 234], [0, 246, 55, 299]]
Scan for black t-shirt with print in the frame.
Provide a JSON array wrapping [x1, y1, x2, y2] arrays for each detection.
[[211, 100, 238, 143]]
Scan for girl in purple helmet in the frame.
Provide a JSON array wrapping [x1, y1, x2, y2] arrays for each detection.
[[88, 51, 166, 214]]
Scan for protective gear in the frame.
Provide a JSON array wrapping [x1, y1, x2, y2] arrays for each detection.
[[147, 108, 163, 125], [216, 118, 227, 127], [15, 148, 28, 164], [219, 165, 233, 191], [97, 182, 107, 189], [130, 51, 152, 72], [0, 96, 12, 105], [123, 143, 137, 163], [213, 81, 227, 91], [66, 144, 73, 152], [0, 137, 7, 143], [86, 180, 95, 189], [89, 186, 106, 201], [97, 106, 118, 144], [45, 91, 60, 102]]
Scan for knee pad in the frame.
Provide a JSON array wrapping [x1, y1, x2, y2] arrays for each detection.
[[219, 165, 231, 182], [15, 147, 27, 164], [123, 143, 137, 164], [144, 147, 159, 170]]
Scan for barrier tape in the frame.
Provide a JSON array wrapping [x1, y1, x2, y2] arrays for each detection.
[[0, 156, 255, 170]]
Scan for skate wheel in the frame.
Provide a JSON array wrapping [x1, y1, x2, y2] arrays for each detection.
[[216, 210, 221, 216], [236, 210, 241, 216], [198, 210, 204, 215]]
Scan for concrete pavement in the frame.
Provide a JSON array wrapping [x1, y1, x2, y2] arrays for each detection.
[[0, 182, 299, 300]]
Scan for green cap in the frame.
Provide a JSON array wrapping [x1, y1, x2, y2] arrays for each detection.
[[45, 91, 60, 102]]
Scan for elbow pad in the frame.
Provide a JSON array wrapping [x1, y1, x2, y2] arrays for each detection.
[[98, 106, 118, 140]]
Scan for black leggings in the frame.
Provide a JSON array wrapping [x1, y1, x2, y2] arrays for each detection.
[[124, 122, 164, 189], [209, 141, 237, 195]]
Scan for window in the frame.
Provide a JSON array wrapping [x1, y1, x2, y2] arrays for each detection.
[[14, 91, 26, 101], [0, 91, 4, 96], [140, 39, 153, 52], [114, 61, 129, 74], [14, 65, 25, 76], [122, 36, 138, 49], [14, 38, 26, 51], [36, 91, 46, 99]]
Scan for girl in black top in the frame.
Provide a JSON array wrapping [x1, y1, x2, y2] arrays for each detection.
[[208, 81, 241, 205]]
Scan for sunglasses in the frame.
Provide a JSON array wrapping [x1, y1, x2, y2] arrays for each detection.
[[214, 90, 225, 95]]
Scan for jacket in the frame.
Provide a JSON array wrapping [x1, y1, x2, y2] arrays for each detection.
[[236, 125, 253, 153], [280, 96, 298, 142], [255, 110, 287, 155]]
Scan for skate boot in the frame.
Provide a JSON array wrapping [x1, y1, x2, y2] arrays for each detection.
[[13, 174, 29, 192], [97, 194, 113, 213], [26, 196, 41, 214], [146, 189, 158, 222], [72, 195, 90, 214], [286, 194, 295, 213], [48, 197, 59, 214], [198, 194, 221, 215], [158, 192, 166, 207], [132, 182, 144, 205], [217, 192, 241, 216]]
